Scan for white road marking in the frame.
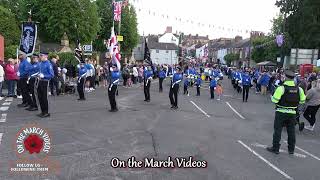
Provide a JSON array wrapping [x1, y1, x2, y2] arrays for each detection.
[[223, 95, 233, 97], [0, 114, 7, 123], [0, 133, 3, 144], [0, 97, 3, 101], [190, 101, 210, 118], [238, 140, 294, 180], [5, 98, 13, 102], [284, 141, 320, 161], [0, 107, 9, 111], [226, 102, 245, 119], [2, 102, 11, 106], [251, 143, 306, 158]]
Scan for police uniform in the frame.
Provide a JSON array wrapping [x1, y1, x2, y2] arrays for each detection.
[[17, 55, 32, 108], [169, 68, 182, 109], [37, 53, 54, 118], [26, 54, 40, 111], [143, 67, 153, 102], [108, 65, 120, 112], [77, 63, 87, 100], [267, 70, 306, 154]]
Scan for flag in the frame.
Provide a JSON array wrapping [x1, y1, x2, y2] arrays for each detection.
[[108, 27, 121, 69], [144, 39, 152, 66], [74, 40, 84, 63], [113, 1, 122, 22], [19, 22, 37, 56]]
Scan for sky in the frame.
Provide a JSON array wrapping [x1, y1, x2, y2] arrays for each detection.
[[130, 0, 280, 39]]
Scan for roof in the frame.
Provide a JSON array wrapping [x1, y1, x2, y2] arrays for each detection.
[[40, 43, 64, 53], [256, 61, 276, 66], [148, 42, 178, 50], [232, 38, 251, 48]]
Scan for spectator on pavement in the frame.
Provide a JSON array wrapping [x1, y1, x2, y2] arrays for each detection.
[[0, 62, 4, 97], [303, 80, 320, 131], [5, 58, 17, 97]]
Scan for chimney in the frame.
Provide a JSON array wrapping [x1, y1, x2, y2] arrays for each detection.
[[235, 36, 243, 43], [165, 26, 172, 33]]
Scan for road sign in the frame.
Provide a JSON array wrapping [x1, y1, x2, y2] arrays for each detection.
[[83, 45, 93, 56], [117, 36, 123, 42]]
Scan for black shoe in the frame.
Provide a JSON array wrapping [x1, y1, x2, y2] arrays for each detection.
[[13, 95, 17, 98], [266, 147, 279, 154], [288, 151, 294, 155], [41, 113, 50, 118], [37, 113, 44, 117], [299, 122, 305, 132], [146, 99, 150, 102], [174, 106, 178, 109], [109, 109, 118, 112], [170, 106, 175, 109], [77, 98, 86, 101], [17, 103, 28, 107], [144, 99, 148, 102], [27, 107, 38, 111], [25, 106, 32, 111]]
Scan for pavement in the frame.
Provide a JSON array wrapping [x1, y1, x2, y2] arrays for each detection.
[[0, 77, 320, 180]]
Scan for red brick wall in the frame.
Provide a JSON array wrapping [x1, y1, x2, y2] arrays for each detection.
[[0, 35, 4, 61]]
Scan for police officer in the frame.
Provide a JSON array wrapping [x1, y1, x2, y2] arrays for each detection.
[[26, 54, 40, 111], [77, 62, 87, 101], [17, 51, 32, 108], [143, 66, 153, 102], [36, 52, 54, 118], [108, 64, 120, 112], [169, 67, 182, 109], [267, 70, 306, 154]]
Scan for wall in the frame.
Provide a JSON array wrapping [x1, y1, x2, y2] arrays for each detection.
[[217, 49, 227, 64], [132, 42, 144, 61], [150, 49, 178, 65], [159, 33, 179, 46]]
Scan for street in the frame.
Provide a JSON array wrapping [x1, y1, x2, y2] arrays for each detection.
[[0, 78, 320, 180]]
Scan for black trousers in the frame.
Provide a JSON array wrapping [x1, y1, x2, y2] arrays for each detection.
[[90, 76, 95, 88], [159, 78, 164, 92], [242, 85, 250, 102], [303, 105, 320, 126], [77, 78, 85, 99], [37, 80, 49, 114], [272, 112, 296, 152], [196, 86, 200, 96], [108, 84, 117, 110], [183, 86, 188, 95], [169, 84, 179, 107], [210, 87, 215, 99], [236, 82, 242, 93], [28, 78, 37, 108], [123, 75, 128, 86], [144, 80, 151, 100], [50, 77, 59, 95], [16, 80, 22, 97], [20, 78, 32, 105]]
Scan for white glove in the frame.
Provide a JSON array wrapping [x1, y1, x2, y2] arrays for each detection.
[[214, 87, 216, 90], [39, 73, 44, 78], [239, 81, 242, 84], [17, 71, 20, 77]]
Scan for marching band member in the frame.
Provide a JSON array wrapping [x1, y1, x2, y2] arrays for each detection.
[[36, 52, 54, 118], [169, 67, 182, 109], [26, 54, 40, 111], [77, 62, 87, 101], [143, 66, 153, 102], [108, 64, 120, 112]]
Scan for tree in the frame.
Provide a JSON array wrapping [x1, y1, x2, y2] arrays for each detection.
[[251, 36, 279, 63], [0, 5, 20, 59], [21, 0, 100, 44], [120, 5, 139, 58], [224, 53, 239, 66]]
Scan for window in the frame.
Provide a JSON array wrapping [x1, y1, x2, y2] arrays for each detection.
[[138, 47, 140, 51], [166, 50, 169, 53], [156, 50, 159, 53]]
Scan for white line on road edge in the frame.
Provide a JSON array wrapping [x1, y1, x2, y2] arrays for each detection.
[[0, 133, 3, 144], [284, 141, 320, 161], [238, 140, 294, 180], [190, 101, 210, 118], [0, 114, 7, 123], [5, 98, 13, 102], [226, 102, 245, 119], [251, 143, 306, 158], [2, 102, 11, 106], [0, 107, 9, 111]]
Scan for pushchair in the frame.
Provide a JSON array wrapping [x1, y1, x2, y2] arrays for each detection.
[[64, 77, 77, 94]]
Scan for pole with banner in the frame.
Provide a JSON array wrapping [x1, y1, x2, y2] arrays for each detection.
[[19, 9, 38, 57]]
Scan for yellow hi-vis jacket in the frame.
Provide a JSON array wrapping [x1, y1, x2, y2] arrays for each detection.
[[271, 80, 306, 114]]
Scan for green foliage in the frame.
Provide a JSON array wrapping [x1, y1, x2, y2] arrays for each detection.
[[0, 5, 20, 46], [57, 52, 78, 66], [20, 0, 100, 44], [120, 5, 139, 57], [276, 0, 320, 49], [4, 45, 18, 59], [251, 36, 279, 63], [224, 53, 239, 66]]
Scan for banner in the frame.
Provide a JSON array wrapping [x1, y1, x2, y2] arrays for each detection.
[[19, 22, 37, 56]]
